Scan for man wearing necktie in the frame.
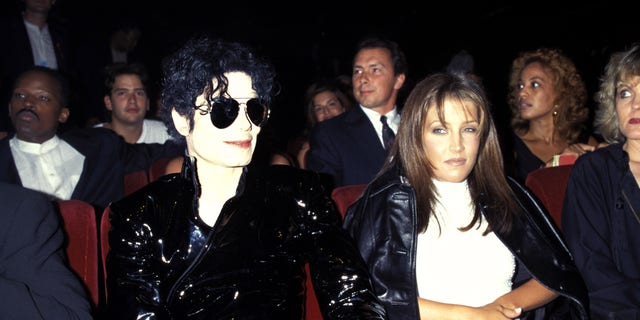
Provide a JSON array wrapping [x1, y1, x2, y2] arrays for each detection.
[[308, 36, 407, 187], [380, 115, 395, 151]]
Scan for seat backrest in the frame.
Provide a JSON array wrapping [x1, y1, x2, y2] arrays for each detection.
[[100, 207, 111, 302], [303, 184, 368, 320], [124, 169, 149, 196], [56, 200, 99, 309], [148, 157, 173, 182], [330, 184, 367, 218], [525, 165, 573, 230]]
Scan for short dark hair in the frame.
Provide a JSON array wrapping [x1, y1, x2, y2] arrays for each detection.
[[354, 36, 408, 77], [103, 62, 149, 96], [159, 34, 277, 142], [14, 66, 70, 107]]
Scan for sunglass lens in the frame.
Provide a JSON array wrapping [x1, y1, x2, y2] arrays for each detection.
[[246, 98, 267, 127], [210, 98, 238, 129]]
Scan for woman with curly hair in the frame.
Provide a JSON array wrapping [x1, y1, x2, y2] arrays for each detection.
[[505, 47, 600, 182]]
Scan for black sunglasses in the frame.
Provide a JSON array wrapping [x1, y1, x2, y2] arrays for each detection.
[[198, 97, 269, 129]]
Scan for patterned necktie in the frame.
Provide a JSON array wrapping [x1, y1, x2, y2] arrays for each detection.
[[380, 115, 395, 151]]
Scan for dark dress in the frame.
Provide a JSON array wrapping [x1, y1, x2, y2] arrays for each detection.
[[509, 131, 592, 183]]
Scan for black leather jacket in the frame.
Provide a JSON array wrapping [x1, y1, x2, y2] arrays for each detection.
[[343, 163, 589, 320], [106, 157, 387, 319]]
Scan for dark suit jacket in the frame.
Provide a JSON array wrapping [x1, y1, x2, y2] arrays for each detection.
[[0, 14, 74, 131], [0, 182, 92, 319], [0, 128, 182, 211], [307, 107, 389, 187]]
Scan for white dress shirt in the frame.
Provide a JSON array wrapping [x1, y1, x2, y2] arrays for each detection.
[[24, 19, 58, 70], [360, 105, 400, 148], [10, 136, 84, 200]]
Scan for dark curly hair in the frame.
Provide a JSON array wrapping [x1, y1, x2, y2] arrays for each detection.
[[506, 48, 589, 143], [159, 34, 277, 143]]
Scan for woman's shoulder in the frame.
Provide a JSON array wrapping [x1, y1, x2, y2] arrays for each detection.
[[575, 143, 624, 167]]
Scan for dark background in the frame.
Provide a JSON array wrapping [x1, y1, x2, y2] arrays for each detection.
[[3, 0, 637, 147]]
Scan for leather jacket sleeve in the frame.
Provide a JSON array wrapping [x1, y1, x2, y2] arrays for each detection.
[[106, 195, 173, 320], [302, 179, 388, 319]]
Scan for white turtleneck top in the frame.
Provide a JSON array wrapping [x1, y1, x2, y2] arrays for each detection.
[[416, 179, 515, 307]]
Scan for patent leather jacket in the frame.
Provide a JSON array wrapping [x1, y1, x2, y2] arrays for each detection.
[[106, 157, 387, 319], [343, 163, 590, 320]]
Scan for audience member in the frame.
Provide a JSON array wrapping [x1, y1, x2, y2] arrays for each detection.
[[94, 62, 171, 144], [292, 78, 354, 168], [0, 66, 181, 211], [307, 36, 407, 186], [0, 0, 75, 135], [562, 44, 640, 318], [505, 47, 599, 182], [74, 19, 152, 128], [344, 71, 589, 319], [0, 182, 92, 319], [106, 34, 386, 319]]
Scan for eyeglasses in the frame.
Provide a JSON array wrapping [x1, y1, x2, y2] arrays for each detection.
[[197, 97, 269, 129]]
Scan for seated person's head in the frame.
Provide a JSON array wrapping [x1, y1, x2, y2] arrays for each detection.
[[595, 44, 640, 144], [305, 79, 353, 128], [103, 62, 150, 126], [159, 35, 277, 167], [9, 66, 70, 143]]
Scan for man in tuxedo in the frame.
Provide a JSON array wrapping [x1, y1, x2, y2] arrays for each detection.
[[307, 36, 408, 187], [0, 182, 92, 319], [0, 66, 181, 212]]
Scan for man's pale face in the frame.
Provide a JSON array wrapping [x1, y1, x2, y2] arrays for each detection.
[[105, 74, 149, 126], [352, 47, 404, 113], [183, 72, 261, 168], [423, 98, 481, 183]]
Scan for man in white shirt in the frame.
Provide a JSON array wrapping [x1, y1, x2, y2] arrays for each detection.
[[95, 62, 171, 144], [0, 66, 181, 211]]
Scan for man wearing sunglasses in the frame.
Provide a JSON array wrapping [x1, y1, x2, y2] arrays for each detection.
[[105, 35, 387, 319]]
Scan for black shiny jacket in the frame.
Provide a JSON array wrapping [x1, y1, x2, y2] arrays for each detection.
[[106, 157, 387, 319], [343, 163, 590, 320]]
